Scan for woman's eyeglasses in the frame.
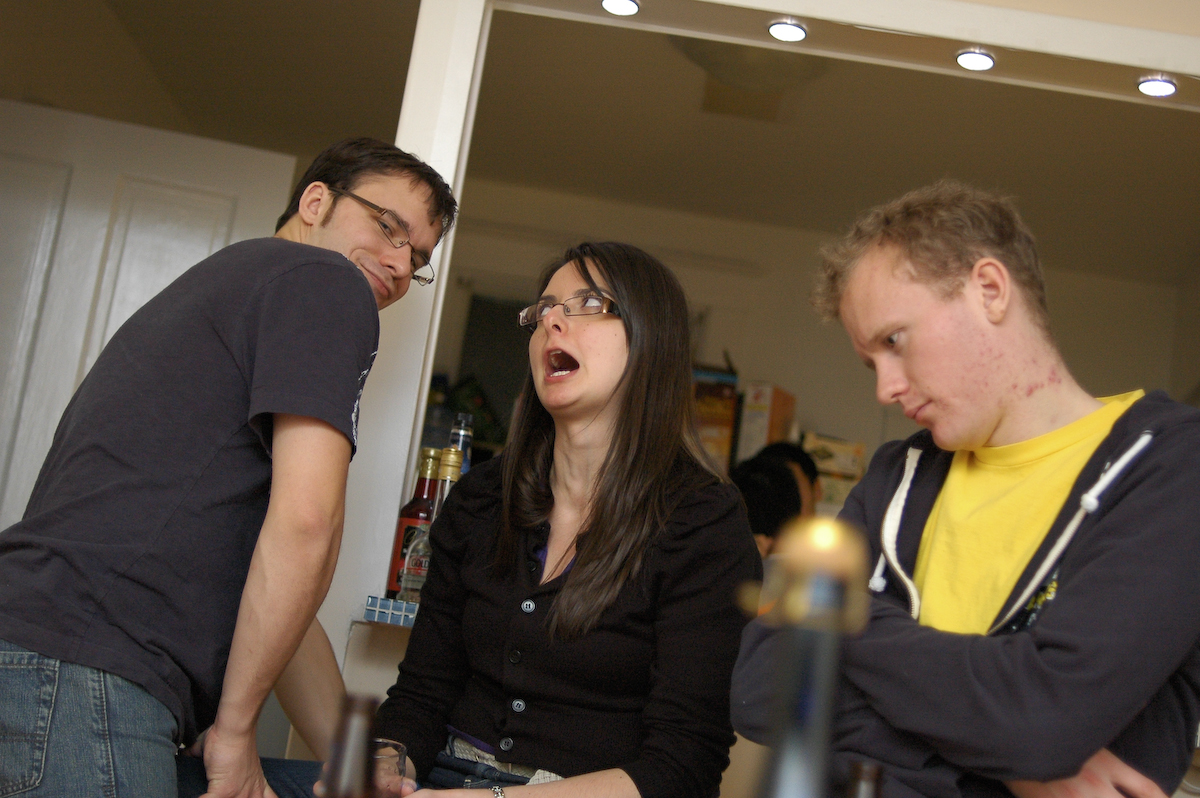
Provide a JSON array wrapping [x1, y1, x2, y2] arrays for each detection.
[[518, 294, 619, 330]]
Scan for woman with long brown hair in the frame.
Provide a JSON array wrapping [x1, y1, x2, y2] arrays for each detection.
[[377, 242, 761, 798]]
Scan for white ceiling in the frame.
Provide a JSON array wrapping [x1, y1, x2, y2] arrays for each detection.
[[10, 0, 1199, 286], [470, 9, 1200, 284]]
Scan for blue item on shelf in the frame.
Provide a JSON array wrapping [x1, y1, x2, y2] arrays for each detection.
[[364, 594, 419, 627]]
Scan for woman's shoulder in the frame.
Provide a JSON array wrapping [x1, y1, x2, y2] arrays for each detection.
[[435, 455, 504, 535], [670, 477, 742, 523], [656, 463, 750, 549], [645, 465, 761, 586], [450, 454, 504, 498]]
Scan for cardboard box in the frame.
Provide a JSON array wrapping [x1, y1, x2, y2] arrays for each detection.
[[735, 382, 795, 463], [694, 370, 739, 475], [816, 473, 860, 516], [803, 431, 866, 479]]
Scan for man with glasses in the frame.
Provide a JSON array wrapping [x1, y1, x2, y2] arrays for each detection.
[[0, 138, 456, 798]]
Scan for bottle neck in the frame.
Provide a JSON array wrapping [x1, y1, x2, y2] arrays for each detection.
[[432, 476, 460, 519], [411, 475, 438, 501]]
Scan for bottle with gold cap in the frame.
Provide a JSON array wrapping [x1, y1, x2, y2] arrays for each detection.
[[431, 446, 463, 519], [398, 447, 463, 604], [385, 447, 440, 600]]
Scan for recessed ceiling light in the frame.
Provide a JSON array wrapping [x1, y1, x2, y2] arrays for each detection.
[[1138, 76, 1177, 97], [601, 0, 639, 16], [956, 49, 995, 71], [768, 19, 807, 43]]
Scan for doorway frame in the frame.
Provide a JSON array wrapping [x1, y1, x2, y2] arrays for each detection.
[[322, 0, 1200, 659]]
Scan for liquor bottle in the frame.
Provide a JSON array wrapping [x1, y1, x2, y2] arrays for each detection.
[[431, 446, 464, 518], [385, 447, 440, 600], [844, 761, 882, 798], [324, 693, 379, 798], [448, 412, 474, 474], [398, 447, 463, 603]]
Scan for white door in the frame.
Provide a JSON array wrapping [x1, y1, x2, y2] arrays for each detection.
[[0, 99, 296, 526]]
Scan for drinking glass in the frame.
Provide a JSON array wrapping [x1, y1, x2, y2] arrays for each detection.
[[372, 738, 407, 786]]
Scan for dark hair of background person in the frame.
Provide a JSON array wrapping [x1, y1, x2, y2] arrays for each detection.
[[274, 137, 458, 238], [813, 179, 1050, 336], [730, 456, 801, 541], [756, 441, 819, 489], [499, 242, 720, 640]]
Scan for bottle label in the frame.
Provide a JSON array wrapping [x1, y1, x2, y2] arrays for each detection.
[[407, 553, 430, 576], [386, 518, 430, 594], [399, 554, 430, 603]]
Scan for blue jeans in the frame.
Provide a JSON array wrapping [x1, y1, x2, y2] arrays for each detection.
[[0, 638, 179, 797], [176, 755, 322, 798]]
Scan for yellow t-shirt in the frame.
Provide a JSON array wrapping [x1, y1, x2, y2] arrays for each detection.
[[913, 390, 1143, 634]]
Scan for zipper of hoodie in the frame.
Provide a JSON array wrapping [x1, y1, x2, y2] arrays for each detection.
[[985, 430, 1154, 634], [876, 431, 1155, 628]]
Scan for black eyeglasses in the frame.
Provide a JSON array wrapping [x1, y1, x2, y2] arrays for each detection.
[[518, 294, 619, 330], [328, 188, 435, 286]]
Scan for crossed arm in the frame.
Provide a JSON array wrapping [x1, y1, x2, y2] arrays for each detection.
[[1007, 750, 1166, 798]]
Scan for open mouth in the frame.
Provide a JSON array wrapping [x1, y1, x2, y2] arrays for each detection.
[[547, 349, 579, 377]]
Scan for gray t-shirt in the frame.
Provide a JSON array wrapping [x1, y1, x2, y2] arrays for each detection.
[[0, 237, 379, 743]]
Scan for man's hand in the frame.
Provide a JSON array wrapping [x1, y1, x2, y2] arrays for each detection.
[[1007, 749, 1167, 798], [198, 722, 277, 798]]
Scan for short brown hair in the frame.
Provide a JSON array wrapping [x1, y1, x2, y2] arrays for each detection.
[[813, 180, 1050, 333], [275, 137, 457, 238]]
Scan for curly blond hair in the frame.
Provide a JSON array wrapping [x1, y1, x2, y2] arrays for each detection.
[[813, 180, 1050, 336]]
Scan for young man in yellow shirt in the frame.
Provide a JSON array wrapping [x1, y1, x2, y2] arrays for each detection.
[[732, 180, 1200, 798]]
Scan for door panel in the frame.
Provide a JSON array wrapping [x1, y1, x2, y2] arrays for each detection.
[[84, 178, 236, 375], [0, 99, 294, 526], [0, 153, 71, 508]]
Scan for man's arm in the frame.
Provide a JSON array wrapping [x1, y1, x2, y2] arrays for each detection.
[[1007, 749, 1169, 798], [274, 617, 346, 761], [201, 413, 352, 798]]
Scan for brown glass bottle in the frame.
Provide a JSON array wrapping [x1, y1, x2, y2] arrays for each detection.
[[385, 447, 440, 599], [324, 693, 379, 798], [844, 760, 881, 798]]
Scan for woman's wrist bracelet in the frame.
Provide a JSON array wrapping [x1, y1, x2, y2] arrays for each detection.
[[491, 787, 506, 798]]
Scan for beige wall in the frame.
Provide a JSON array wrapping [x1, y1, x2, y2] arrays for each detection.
[[440, 179, 1183, 456], [1172, 267, 1200, 404], [959, 0, 1200, 37], [0, 0, 191, 132], [1045, 269, 1178, 398]]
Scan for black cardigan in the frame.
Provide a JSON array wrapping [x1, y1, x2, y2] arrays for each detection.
[[378, 455, 762, 798]]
